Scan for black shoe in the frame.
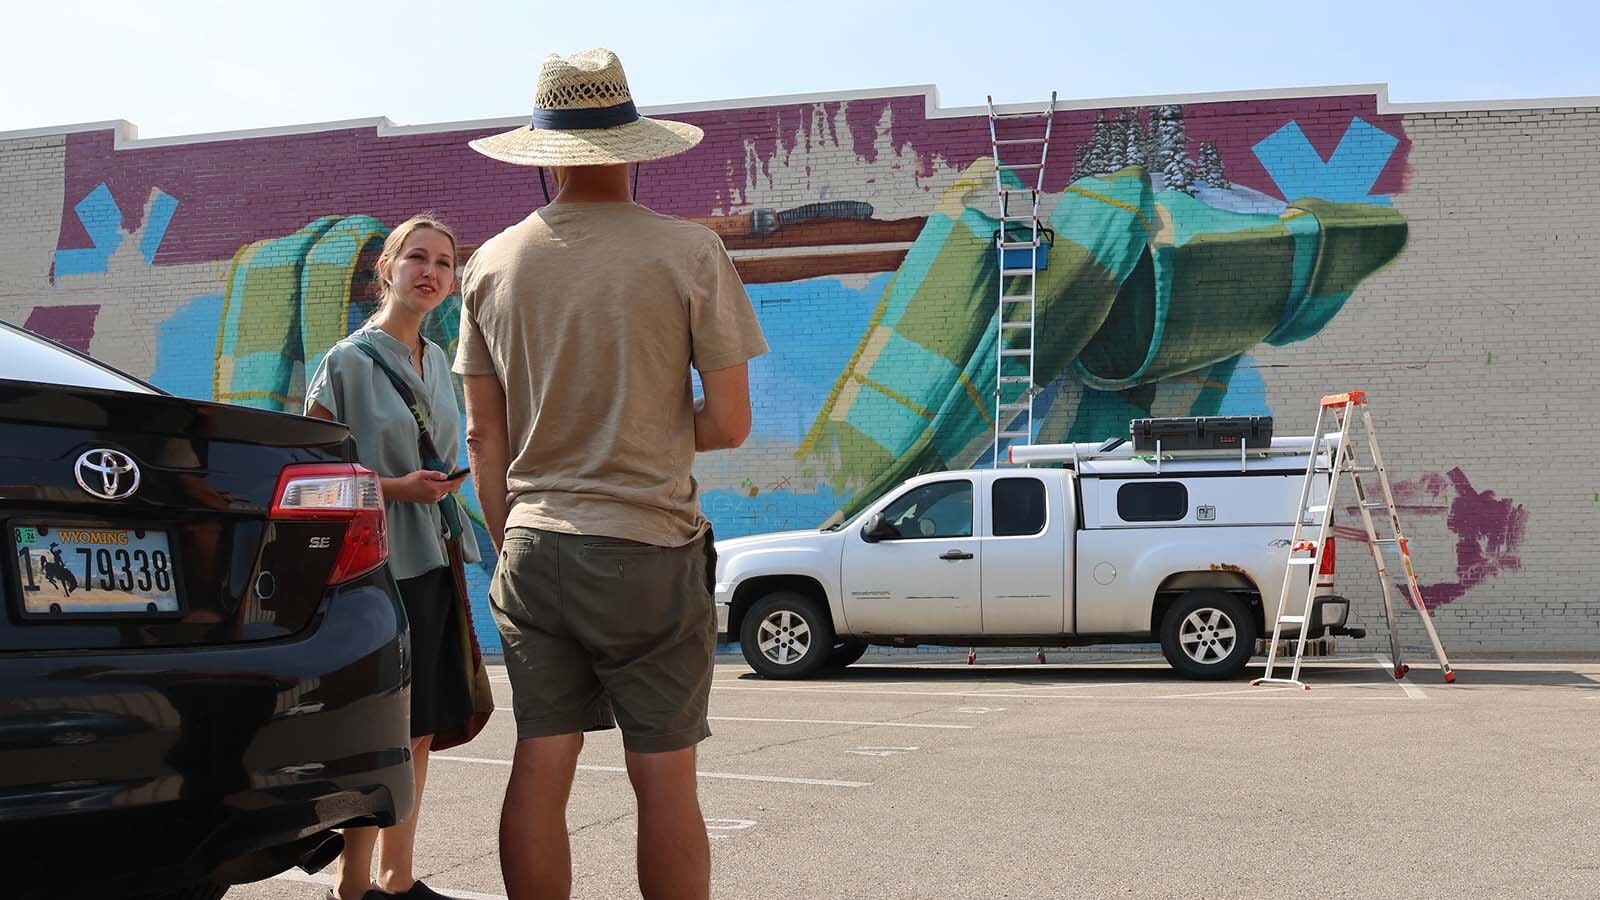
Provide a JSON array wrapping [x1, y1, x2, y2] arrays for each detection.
[[371, 880, 460, 900], [322, 887, 391, 900]]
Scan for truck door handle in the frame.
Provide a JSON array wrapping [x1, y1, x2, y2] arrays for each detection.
[[940, 549, 974, 561]]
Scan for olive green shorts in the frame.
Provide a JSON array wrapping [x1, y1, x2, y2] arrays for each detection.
[[489, 527, 717, 754]]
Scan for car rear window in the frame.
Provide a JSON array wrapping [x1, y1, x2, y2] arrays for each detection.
[[993, 477, 1046, 536], [1117, 482, 1188, 522], [0, 322, 156, 394]]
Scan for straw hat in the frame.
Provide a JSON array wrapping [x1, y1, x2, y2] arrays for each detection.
[[469, 48, 703, 167]]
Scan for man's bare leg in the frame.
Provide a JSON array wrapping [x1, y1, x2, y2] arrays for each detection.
[[501, 733, 584, 900], [625, 746, 709, 900]]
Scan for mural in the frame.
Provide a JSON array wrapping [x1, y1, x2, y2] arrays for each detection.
[[1335, 468, 1529, 612], [8, 88, 1528, 650]]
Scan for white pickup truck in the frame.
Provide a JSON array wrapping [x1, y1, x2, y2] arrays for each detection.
[[714, 427, 1361, 679]]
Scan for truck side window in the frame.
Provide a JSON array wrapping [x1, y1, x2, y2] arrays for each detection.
[[993, 477, 1046, 536], [880, 480, 973, 539], [1117, 482, 1188, 522]]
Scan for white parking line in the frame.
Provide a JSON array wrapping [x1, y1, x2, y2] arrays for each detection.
[[962, 681, 1152, 695], [273, 870, 506, 900], [705, 817, 759, 841], [711, 684, 1064, 700], [490, 707, 973, 729], [1372, 655, 1428, 700], [1155, 685, 1318, 699], [709, 715, 974, 729], [432, 754, 871, 788], [711, 683, 1411, 702]]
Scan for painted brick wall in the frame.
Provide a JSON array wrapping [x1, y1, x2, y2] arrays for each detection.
[[2, 87, 1595, 658], [1257, 105, 1600, 658]]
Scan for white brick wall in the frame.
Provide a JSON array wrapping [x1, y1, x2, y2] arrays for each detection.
[[1255, 107, 1600, 657]]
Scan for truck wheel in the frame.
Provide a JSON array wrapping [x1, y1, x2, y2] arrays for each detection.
[[824, 638, 870, 671], [740, 591, 835, 679], [1159, 590, 1257, 680]]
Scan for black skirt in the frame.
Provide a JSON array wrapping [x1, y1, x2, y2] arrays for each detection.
[[396, 566, 474, 739]]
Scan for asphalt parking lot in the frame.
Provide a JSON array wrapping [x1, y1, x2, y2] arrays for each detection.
[[236, 650, 1600, 900]]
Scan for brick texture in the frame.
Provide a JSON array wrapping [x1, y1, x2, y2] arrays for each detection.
[[2, 90, 1595, 658]]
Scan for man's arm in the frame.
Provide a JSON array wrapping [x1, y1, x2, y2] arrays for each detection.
[[694, 362, 752, 452], [462, 374, 513, 551]]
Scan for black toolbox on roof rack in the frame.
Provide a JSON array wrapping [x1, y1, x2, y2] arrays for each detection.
[[1130, 416, 1274, 452]]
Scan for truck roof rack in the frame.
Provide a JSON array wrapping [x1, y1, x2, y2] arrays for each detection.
[[1008, 435, 1342, 474]]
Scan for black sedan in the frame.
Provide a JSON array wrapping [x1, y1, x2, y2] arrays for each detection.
[[0, 320, 413, 900]]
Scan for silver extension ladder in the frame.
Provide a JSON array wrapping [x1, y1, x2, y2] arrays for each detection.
[[986, 92, 1056, 466]]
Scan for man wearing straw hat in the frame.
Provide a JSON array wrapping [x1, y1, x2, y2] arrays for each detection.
[[455, 48, 767, 900]]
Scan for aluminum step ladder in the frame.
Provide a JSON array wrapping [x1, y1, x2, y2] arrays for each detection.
[[986, 91, 1056, 467], [1252, 391, 1457, 689]]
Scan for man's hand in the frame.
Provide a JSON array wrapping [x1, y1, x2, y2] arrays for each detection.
[[695, 362, 752, 451], [463, 373, 514, 552]]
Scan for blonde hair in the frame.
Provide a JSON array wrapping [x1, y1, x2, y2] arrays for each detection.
[[374, 214, 458, 310]]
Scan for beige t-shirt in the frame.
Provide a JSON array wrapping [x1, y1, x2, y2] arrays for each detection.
[[453, 202, 769, 548]]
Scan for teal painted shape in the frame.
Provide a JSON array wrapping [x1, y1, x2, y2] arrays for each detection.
[[1209, 355, 1271, 417], [1063, 386, 1162, 444], [864, 331, 961, 414], [56, 183, 124, 276], [879, 214, 956, 325], [1252, 117, 1399, 206], [151, 294, 222, 400], [929, 319, 1002, 463], [843, 382, 932, 457], [1160, 189, 1281, 246], [216, 216, 340, 410], [299, 214, 388, 376], [1266, 212, 1334, 345], [1051, 168, 1156, 265]]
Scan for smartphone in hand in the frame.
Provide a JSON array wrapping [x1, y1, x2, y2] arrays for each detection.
[[444, 467, 471, 481]]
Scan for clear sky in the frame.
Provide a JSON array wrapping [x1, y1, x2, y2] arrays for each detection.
[[7, 0, 1596, 138]]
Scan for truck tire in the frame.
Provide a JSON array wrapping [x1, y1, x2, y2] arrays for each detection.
[[824, 638, 870, 671], [1159, 590, 1257, 680], [740, 591, 835, 679]]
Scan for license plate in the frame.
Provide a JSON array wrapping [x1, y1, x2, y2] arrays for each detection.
[[12, 524, 180, 616]]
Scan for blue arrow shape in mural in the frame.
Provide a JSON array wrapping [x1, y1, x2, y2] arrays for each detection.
[[1253, 117, 1400, 206], [55, 183, 125, 277]]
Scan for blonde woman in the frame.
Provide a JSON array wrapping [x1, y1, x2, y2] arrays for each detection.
[[306, 214, 487, 900]]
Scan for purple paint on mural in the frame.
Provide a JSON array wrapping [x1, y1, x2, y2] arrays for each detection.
[[56, 91, 1409, 266], [1339, 468, 1527, 611], [24, 305, 100, 353]]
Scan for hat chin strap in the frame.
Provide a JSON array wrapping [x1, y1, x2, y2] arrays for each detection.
[[537, 163, 642, 205]]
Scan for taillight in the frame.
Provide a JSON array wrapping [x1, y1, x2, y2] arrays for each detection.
[[1317, 536, 1336, 587], [271, 463, 388, 585]]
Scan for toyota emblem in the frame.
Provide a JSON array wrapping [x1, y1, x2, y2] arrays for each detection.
[[75, 449, 141, 501]]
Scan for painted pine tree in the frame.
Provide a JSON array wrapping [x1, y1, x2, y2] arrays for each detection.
[[1141, 107, 1161, 173], [1197, 140, 1230, 189], [1088, 114, 1115, 175], [1108, 110, 1132, 171], [1123, 108, 1146, 169], [1070, 122, 1093, 182], [1156, 105, 1194, 194]]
